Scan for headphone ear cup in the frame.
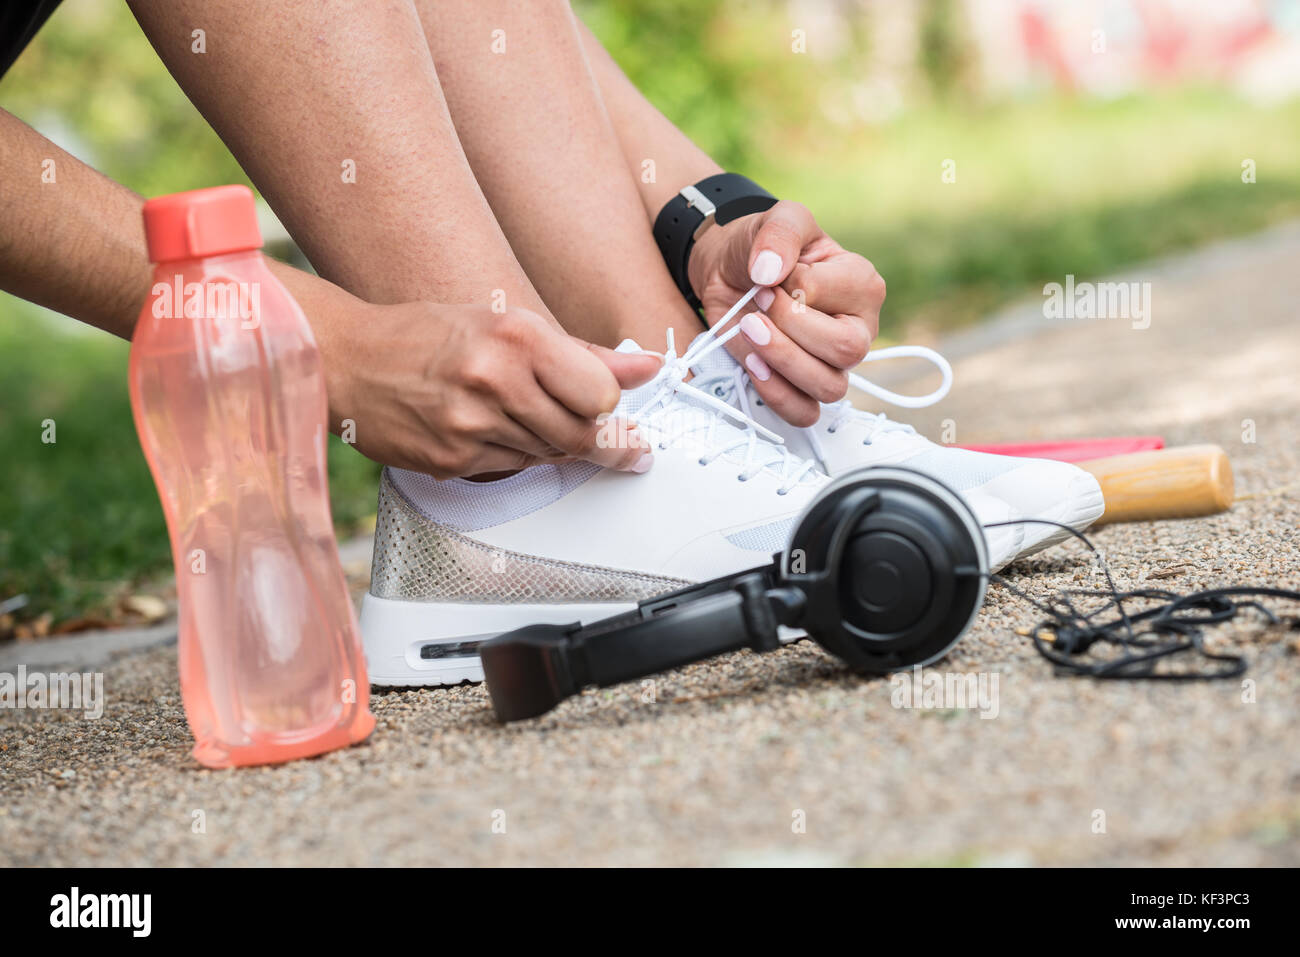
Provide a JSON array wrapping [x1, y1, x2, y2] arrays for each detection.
[[784, 467, 987, 673]]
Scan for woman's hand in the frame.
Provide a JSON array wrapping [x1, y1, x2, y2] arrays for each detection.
[[314, 297, 662, 478], [688, 200, 884, 427]]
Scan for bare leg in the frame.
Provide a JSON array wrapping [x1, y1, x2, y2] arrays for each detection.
[[127, 0, 663, 480], [414, 0, 704, 350], [127, 0, 551, 319]]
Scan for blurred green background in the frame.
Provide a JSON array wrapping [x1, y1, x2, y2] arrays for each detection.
[[2, 0, 1299, 628]]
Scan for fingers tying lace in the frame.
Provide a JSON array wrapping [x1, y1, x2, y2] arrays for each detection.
[[687, 284, 954, 452], [630, 284, 819, 494]]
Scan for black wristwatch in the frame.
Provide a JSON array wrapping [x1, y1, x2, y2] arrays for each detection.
[[653, 172, 777, 311]]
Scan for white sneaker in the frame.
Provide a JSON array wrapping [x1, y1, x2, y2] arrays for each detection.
[[359, 336, 826, 686], [689, 336, 1103, 567]]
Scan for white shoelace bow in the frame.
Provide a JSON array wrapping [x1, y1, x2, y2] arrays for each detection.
[[687, 286, 954, 450], [633, 285, 818, 494], [821, 346, 951, 445]]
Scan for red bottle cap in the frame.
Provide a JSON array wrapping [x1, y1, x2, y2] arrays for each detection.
[[142, 185, 263, 263]]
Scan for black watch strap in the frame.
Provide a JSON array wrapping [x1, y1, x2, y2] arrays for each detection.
[[653, 172, 777, 311]]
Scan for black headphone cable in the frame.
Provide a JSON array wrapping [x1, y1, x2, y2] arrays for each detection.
[[980, 518, 1300, 681]]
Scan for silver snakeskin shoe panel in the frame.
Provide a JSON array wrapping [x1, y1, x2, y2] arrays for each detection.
[[369, 469, 692, 603]]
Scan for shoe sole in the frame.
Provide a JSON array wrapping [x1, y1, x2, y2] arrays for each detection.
[[360, 592, 813, 687], [360, 593, 638, 686]]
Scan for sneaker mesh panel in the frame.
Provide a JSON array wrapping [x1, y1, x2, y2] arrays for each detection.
[[900, 447, 1022, 491], [724, 518, 795, 553], [389, 461, 601, 532]]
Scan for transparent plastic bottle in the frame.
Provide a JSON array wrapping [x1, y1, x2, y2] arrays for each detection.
[[129, 185, 374, 768]]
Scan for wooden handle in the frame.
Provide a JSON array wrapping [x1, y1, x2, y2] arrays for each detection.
[[1081, 444, 1234, 526]]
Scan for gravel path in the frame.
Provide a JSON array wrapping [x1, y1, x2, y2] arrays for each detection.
[[3, 224, 1298, 867]]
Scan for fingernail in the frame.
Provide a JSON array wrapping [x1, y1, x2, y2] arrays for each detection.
[[745, 353, 772, 381], [750, 250, 783, 286], [630, 452, 654, 473], [740, 312, 771, 346], [755, 287, 776, 311]]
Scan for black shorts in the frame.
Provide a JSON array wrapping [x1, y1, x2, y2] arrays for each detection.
[[0, 0, 62, 80]]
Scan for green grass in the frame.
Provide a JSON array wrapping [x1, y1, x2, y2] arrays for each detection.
[[754, 90, 1300, 333], [0, 313, 379, 624], [853, 174, 1300, 332], [2, 89, 1299, 625]]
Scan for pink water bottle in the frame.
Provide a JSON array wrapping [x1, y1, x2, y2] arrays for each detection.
[[129, 185, 375, 768]]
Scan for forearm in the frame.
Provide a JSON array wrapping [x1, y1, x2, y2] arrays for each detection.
[[263, 258, 373, 426], [576, 20, 722, 222], [0, 108, 151, 338], [0, 106, 382, 438]]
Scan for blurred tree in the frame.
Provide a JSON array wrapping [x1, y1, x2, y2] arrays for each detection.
[[577, 0, 761, 169], [919, 0, 974, 102], [575, 0, 868, 174], [0, 0, 247, 196]]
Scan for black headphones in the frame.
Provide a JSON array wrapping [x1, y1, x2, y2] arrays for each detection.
[[480, 467, 989, 721]]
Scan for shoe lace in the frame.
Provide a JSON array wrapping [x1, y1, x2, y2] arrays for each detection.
[[634, 285, 819, 494], [691, 304, 954, 450], [824, 345, 952, 445]]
